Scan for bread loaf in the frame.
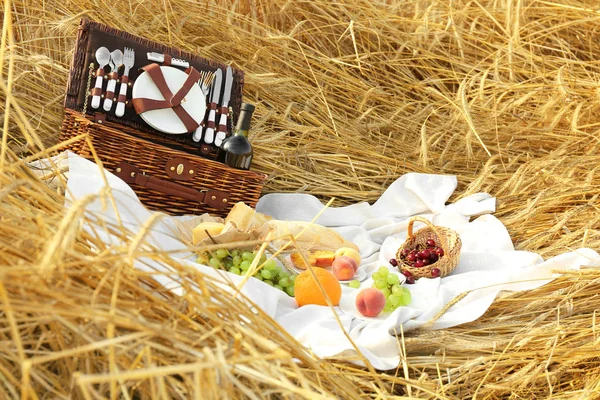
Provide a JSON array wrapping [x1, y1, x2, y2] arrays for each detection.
[[203, 201, 357, 253], [267, 220, 358, 252]]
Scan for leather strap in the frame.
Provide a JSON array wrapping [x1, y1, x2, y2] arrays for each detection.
[[171, 68, 200, 105], [217, 106, 228, 133], [132, 63, 200, 132], [108, 71, 118, 80], [137, 173, 204, 201], [209, 102, 217, 110], [117, 94, 127, 103], [171, 107, 199, 135], [121, 75, 129, 84], [145, 63, 172, 99], [200, 145, 211, 155], [165, 157, 196, 181], [91, 87, 102, 96], [94, 113, 105, 123], [114, 162, 229, 209], [205, 120, 216, 129], [163, 54, 172, 66], [95, 68, 105, 77], [105, 90, 115, 101], [132, 98, 171, 112]]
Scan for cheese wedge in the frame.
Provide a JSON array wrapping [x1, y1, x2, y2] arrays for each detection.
[[192, 222, 225, 245]]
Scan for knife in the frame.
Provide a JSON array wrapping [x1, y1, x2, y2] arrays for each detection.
[[202, 68, 223, 144], [147, 52, 189, 68], [214, 66, 233, 147]]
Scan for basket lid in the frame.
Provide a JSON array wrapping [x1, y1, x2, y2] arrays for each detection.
[[64, 19, 244, 158]]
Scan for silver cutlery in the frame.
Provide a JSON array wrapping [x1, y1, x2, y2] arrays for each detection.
[[202, 68, 223, 144], [147, 52, 189, 68], [192, 71, 215, 142], [115, 47, 135, 117], [215, 66, 233, 147], [103, 49, 123, 111], [199, 71, 215, 96], [91, 47, 110, 109]]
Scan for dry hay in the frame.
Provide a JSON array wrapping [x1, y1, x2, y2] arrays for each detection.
[[2, 0, 600, 398]]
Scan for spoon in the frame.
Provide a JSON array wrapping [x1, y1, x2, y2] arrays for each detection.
[[103, 49, 123, 111], [91, 47, 110, 109]]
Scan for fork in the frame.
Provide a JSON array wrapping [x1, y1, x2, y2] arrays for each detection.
[[115, 47, 135, 117], [199, 70, 214, 96], [192, 71, 215, 142]]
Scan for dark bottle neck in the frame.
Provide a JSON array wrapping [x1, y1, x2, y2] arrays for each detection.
[[235, 109, 254, 137]]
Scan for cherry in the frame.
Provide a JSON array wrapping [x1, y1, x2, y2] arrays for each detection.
[[426, 239, 436, 247], [401, 249, 410, 257], [406, 276, 415, 284], [401, 270, 412, 278], [421, 258, 430, 266], [420, 249, 431, 259], [414, 260, 424, 268], [431, 267, 441, 278], [389, 258, 398, 267], [429, 253, 438, 262], [406, 253, 417, 262], [436, 248, 444, 257]]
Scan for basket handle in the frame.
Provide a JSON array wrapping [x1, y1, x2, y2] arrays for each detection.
[[114, 162, 229, 209], [407, 216, 449, 255]]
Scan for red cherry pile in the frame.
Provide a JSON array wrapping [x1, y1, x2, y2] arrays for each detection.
[[392, 238, 445, 283]]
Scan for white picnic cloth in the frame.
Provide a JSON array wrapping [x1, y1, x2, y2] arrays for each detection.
[[58, 151, 600, 370]]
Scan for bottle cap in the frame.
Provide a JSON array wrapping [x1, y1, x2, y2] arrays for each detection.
[[240, 103, 256, 113]]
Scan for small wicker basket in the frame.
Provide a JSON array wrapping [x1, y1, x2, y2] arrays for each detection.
[[395, 216, 461, 279]]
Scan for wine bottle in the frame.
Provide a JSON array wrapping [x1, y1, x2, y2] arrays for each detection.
[[217, 103, 255, 170]]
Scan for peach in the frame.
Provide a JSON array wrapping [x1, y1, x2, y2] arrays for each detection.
[[356, 288, 386, 317], [289, 252, 312, 270], [290, 250, 335, 270], [332, 255, 357, 275], [332, 256, 356, 280], [335, 247, 361, 269], [313, 250, 336, 267]]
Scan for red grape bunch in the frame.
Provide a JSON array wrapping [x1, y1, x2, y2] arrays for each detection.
[[394, 238, 445, 281]]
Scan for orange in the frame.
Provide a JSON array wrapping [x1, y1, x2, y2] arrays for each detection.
[[294, 268, 342, 307]]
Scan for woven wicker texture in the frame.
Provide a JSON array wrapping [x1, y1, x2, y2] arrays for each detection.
[[60, 109, 266, 216], [396, 216, 461, 279]]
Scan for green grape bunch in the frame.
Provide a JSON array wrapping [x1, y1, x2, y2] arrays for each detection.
[[197, 248, 296, 297], [371, 266, 412, 312]]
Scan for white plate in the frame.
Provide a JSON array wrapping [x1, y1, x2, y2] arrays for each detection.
[[132, 66, 206, 134], [284, 255, 368, 282], [338, 267, 367, 283]]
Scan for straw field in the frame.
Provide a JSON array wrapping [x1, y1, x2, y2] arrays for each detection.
[[2, 0, 600, 398]]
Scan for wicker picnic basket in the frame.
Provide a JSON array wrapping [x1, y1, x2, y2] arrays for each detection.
[[395, 216, 461, 279], [59, 19, 266, 217]]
